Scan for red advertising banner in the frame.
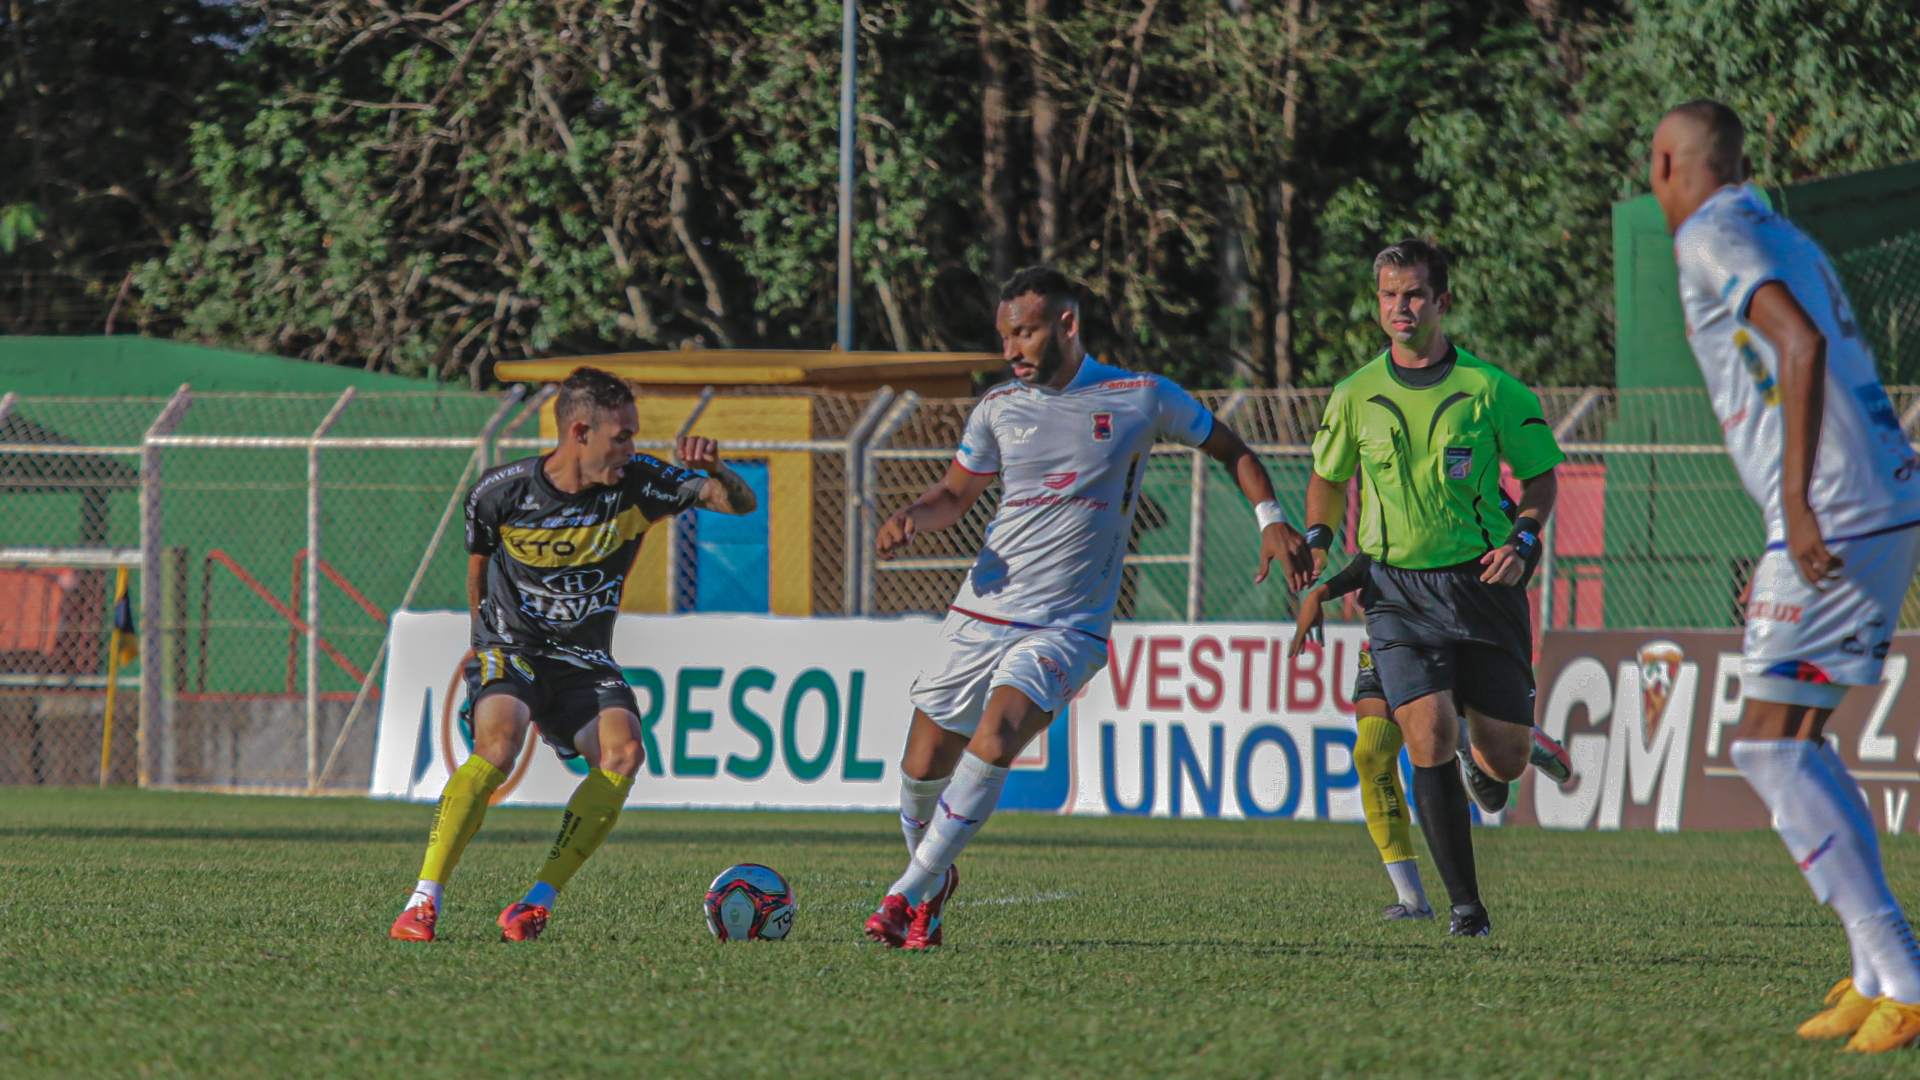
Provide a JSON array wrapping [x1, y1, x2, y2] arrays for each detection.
[[1509, 631, 1919, 833]]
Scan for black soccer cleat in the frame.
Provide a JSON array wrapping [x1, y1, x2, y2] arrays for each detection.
[[1457, 749, 1510, 814], [1448, 902, 1491, 937]]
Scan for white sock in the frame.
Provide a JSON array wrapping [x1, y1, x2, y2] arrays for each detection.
[[900, 774, 952, 855], [1385, 859, 1427, 910], [1732, 739, 1920, 1003], [1814, 738, 1873, 823], [408, 879, 444, 910], [521, 881, 558, 909], [1810, 738, 1884, 996], [889, 751, 1007, 905]]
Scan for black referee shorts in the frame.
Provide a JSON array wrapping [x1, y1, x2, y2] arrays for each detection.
[[1360, 560, 1536, 726], [462, 648, 640, 759]]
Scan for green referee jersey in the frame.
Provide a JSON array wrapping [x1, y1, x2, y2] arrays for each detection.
[[1311, 347, 1564, 569]]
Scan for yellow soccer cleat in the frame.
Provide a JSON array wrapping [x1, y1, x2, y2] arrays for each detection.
[[1843, 996, 1920, 1053], [1798, 978, 1879, 1039]]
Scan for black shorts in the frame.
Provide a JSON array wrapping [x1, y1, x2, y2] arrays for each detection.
[[1352, 646, 1385, 704], [462, 648, 640, 759], [1361, 560, 1536, 726]]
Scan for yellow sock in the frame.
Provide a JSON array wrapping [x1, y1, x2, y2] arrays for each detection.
[[418, 755, 507, 884], [533, 768, 635, 893], [1354, 715, 1415, 864]]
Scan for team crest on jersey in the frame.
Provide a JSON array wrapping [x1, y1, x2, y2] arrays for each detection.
[[1444, 446, 1473, 479], [1042, 472, 1078, 490], [1092, 412, 1113, 441]]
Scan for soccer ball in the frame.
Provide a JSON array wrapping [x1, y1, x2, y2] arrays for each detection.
[[703, 864, 796, 941]]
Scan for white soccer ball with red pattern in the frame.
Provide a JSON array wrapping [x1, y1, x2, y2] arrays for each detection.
[[703, 863, 795, 941]]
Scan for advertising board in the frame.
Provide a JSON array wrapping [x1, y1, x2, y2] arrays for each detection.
[[369, 613, 1386, 821], [1513, 631, 1920, 833]]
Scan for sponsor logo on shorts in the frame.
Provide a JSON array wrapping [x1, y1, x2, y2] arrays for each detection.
[[1444, 446, 1473, 480], [1092, 412, 1113, 441], [1746, 600, 1803, 624], [1041, 471, 1078, 491], [1037, 654, 1068, 686], [510, 655, 537, 681], [1842, 616, 1890, 659], [1357, 644, 1374, 671]]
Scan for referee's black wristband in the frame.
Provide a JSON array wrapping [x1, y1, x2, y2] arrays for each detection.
[[1506, 516, 1544, 573], [1304, 524, 1335, 551]]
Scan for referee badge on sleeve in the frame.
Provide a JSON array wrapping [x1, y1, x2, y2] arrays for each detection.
[[1445, 446, 1473, 479]]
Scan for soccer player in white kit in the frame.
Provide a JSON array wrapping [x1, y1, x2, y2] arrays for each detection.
[[862, 267, 1315, 949], [1653, 101, 1920, 1053]]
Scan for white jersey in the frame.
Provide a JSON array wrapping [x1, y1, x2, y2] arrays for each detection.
[[1675, 184, 1920, 545], [949, 357, 1215, 638]]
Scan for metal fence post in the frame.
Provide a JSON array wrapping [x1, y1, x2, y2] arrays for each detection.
[[1540, 389, 1603, 638], [306, 389, 357, 792], [139, 385, 192, 787], [841, 389, 896, 616], [861, 392, 921, 615], [1187, 393, 1248, 623], [665, 386, 717, 614]]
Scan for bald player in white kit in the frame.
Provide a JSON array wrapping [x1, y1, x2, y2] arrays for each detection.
[[862, 266, 1315, 949], [1653, 100, 1920, 1053]]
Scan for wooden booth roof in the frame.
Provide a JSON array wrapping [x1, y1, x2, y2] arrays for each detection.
[[495, 349, 1003, 397]]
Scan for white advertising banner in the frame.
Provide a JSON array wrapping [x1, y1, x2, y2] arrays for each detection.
[[370, 613, 1385, 822]]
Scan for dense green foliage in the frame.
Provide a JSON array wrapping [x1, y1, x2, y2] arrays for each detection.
[[5, 787, 1915, 1078], [5, 1, 1920, 384]]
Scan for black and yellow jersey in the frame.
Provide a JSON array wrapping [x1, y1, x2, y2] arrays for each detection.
[[1311, 347, 1563, 569], [464, 453, 704, 659]]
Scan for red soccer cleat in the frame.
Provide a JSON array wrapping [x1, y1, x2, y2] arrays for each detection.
[[1530, 728, 1575, 786], [905, 865, 959, 951], [497, 902, 550, 943], [863, 893, 913, 948], [390, 899, 437, 942]]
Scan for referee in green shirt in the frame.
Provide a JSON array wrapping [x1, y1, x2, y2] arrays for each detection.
[[1304, 239, 1564, 938]]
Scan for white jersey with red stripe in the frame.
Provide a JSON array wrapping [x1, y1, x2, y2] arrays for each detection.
[[948, 357, 1215, 638], [1675, 184, 1920, 546]]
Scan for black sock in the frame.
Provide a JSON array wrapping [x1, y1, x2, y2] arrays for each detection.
[[1413, 762, 1480, 909]]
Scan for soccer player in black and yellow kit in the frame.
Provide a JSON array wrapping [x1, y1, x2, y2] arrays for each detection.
[[389, 367, 758, 943], [1302, 239, 1564, 938]]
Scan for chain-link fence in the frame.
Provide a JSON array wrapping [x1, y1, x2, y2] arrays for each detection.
[[3, 382, 1917, 793]]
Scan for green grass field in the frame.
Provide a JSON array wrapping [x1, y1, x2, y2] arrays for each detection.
[[5, 788, 1920, 1079]]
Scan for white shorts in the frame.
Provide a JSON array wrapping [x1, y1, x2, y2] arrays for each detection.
[[1743, 524, 1920, 706], [909, 610, 1110, 737]]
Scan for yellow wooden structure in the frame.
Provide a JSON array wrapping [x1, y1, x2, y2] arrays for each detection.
[[498, 350, 1001, 618], [495, 348, 1000, 398]]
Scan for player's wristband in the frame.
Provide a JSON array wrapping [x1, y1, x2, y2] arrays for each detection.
[[1506, 515, 1544, 575], [1254, 500, 1288, 532], [1304, 524, 1334, 551]]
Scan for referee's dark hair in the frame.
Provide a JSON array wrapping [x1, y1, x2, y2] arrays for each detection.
[[1372, 239, 1450, 297], [554, 366, 636, 428], [1000, 266, 1079, 310]]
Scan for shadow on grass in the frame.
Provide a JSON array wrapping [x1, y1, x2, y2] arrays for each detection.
[[0, 820, 1336, 854]]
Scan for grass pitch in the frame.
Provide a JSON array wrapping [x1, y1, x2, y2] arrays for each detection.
[[3, 789, 1918, 1078]]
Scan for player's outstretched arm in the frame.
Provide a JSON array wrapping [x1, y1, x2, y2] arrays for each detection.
[[676, 436, 758, 516], [1199, 421, 1313, 591], [1748, 280, 1843, 587], [876, 463, 996, 561]]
